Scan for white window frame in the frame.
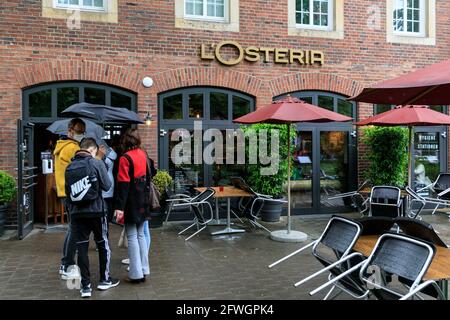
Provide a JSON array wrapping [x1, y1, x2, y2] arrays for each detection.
[[295, 0, 334, 31], [184, 0, 229, 23], [393, 0, 426, 37], [53, 0, 107, 12]]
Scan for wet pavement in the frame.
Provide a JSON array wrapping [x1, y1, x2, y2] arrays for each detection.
[[0, 212, 449, 300]]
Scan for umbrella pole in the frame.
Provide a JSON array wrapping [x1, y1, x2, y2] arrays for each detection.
[[408, 126, 413, 187], [287, 124, 291, 234], [269, 124, 307, 243]]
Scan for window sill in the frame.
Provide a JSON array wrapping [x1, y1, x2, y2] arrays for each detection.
[[387, 33, 435, 46], [288, 27, 344, 40], [42, 0, 117, 23], [54, 5, 106, 13], [184, 16, 229, 23], [175, 18, 239, 32]]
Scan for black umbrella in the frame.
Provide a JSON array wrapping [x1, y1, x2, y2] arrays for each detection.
[[47, 118, 107, 140], [62, 102, 144, 124]]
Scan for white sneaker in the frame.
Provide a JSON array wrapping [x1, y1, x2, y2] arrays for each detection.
[[121, 258, 130, 265], [61, 265, 80, 280]]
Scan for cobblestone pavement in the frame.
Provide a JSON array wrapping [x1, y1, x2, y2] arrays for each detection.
[[0, 213, 449, 300]]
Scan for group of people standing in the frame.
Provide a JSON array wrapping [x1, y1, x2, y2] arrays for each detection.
[[53, 118, 155, 298]]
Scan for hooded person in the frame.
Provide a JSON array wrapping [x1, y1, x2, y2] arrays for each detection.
[[54, 118, 86, 197], [53, 118, 86, 279], [95, 138, 118, 223]]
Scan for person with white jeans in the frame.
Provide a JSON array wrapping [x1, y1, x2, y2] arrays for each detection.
[[114, 129, 151, 283]]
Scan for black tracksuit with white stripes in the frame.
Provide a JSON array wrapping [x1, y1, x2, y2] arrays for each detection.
[[66, 151, 112, 287]]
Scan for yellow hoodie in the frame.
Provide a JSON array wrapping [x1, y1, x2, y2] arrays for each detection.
[[53, 139, 80, 197]]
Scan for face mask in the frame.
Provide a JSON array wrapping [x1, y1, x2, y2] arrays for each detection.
[[73, 133, 85, 142]]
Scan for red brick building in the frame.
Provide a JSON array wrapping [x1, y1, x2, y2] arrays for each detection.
[[0, 0, 449, 237]]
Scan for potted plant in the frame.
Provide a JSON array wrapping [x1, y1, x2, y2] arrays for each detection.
[[0, 170, 16, 237], [362, 126, 409, 187], [241, 123, 295, 222], [150, 170, 173, 228]]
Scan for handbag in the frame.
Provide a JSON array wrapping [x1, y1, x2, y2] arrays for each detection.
[[146, 159, 161, 212], [118, 227, 128, 248]]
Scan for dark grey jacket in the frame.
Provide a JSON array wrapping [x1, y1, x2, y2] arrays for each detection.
[[65, 150, 112, 219]]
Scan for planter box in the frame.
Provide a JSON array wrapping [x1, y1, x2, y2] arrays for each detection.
[[260, 199, 284, 222]]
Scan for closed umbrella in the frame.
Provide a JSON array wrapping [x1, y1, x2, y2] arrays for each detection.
[[234, 96, 352, 242], [356, 105, 450, 187], [350, 59, 450, 105], [47, 118, 107, 140], [62, 102, 143, 124]]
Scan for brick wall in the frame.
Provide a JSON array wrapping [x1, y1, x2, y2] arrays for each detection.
[[0, 0, 449, 184]]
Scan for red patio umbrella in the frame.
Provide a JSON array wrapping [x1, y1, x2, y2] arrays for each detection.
[[350, 59, 450, 105], [356, 105, 450, 187], [234, 96, 352, 242]]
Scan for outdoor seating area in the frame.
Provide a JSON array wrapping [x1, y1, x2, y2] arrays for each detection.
[[4, 1, 450, 306]]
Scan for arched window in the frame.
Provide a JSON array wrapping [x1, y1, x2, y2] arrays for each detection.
[[159, 87, 254, 125], [158, 87, 255, 193], [23, 82, 136, 122], [275, 91, 356, 118]]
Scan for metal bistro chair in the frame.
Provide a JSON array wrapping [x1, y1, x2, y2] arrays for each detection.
[[164, 187, 193, 222], [230, 177, 284, 233], [310, 233, 445, 300], [357, 216, 395, 236], [395, 217, 447, 248], [327, 180, 370, 216], [369, 186, 402, 218], [269, 216, 369, 300], [416, 173, 450, 215], [173, 188, 215, 241], [405, 186, 428, 220]]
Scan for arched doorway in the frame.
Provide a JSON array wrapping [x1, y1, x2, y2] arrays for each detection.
[[18, 82, 137, 238], [158, 87, 255, 193], [275, 91, 357, 214]]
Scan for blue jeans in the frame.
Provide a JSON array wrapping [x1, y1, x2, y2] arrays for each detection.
[[143, 220, 151, 252], [125, 222, 150, 280]]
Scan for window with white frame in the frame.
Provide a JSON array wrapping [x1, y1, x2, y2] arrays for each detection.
[[295, 0, 332, 30], [393, 0, 425, 35], [185, 0, 228, 21], [55, 0, 106, 11]]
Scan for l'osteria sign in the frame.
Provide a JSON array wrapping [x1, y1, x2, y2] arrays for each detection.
[[201, 40, 324, 66]]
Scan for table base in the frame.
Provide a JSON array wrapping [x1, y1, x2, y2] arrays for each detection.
[[211, 227, 246, 236]]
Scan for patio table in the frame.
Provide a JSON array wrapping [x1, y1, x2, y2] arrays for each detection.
[[353, 235, 450, 299], [195, 186, 253, 235]]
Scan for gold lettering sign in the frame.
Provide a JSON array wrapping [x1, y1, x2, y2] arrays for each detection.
[[200, 41, 324, 66]]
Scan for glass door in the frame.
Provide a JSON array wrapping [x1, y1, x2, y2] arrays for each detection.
[[319, 131, 351, 208], [160, 127, 205, 195], [17, 120, 37, 239], [412, 127, 447, 196], [291, 126, 356, 214], [292, 130, 314, 209]]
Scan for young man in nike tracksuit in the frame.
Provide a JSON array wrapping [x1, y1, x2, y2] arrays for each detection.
[[65, 137, 119, 298]]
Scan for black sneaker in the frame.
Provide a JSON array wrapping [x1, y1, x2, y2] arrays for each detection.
[[97, 278, 120, 290], [80, 284, 92, 298]]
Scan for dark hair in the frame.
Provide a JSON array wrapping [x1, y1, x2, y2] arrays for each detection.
[[120, 128, 141, 152], [68, 118, 86, 130], [79, 137, 98, 150]]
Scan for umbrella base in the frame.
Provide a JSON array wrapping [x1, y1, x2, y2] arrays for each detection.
[[270, 230, 308, 243]]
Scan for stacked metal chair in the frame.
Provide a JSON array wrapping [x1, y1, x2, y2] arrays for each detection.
[[174, 188, 215, 241]]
